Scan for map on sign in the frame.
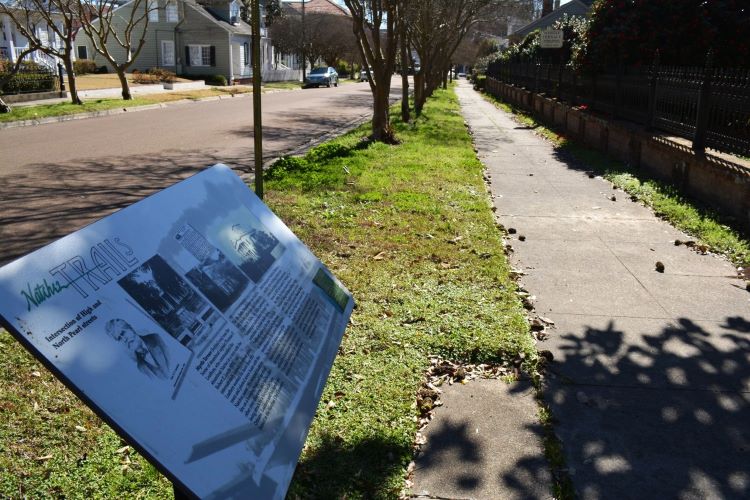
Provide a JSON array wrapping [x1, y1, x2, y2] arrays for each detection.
[[540, 29, 564, 49], [0, 165, 354, 499]]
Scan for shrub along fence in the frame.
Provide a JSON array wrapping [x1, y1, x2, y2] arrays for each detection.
[[487, 57, 750, 158], [0, 62, 59, 95]]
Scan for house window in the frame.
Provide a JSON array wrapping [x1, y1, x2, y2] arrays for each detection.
[[243, 42, 249, 66], [165, 1, 178, 22], [148, 0, 159, 22], [161, 40, 174, 65], [77, 45, 88, 60], [230, 1, 240, 24], [188, 44, 212, 66]]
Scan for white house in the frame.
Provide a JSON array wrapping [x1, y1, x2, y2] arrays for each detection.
[[0, 1, 69, 70]]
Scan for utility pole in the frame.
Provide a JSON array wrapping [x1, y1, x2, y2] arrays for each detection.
[[301, 0, 306, 82], [252, 0, 263, 198]]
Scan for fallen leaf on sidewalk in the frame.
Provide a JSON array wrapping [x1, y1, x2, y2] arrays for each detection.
[[655, 261, 665, 273]]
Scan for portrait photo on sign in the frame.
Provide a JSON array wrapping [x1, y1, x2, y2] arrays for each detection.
[[117, 255, 221, 348], [96, 306, 192, 399]]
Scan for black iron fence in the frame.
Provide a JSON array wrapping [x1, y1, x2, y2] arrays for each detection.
[[0, 62, 59, 95], [487, 59, 750, 158]]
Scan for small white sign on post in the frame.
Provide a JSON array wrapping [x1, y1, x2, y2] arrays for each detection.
[[540, 29, 564, 49]]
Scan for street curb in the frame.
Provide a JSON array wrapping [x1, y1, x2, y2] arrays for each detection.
[[0, 92, 255, 130]]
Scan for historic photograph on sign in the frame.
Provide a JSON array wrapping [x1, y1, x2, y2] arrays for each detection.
[[175, 223, 249, 312], [118, 254, 221, 348], [223, 210, 285, 283]]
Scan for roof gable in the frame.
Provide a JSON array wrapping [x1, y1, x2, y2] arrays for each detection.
[[284, 0, 349, 17]]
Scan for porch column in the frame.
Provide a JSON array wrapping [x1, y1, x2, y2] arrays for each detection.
[[3, 15, 16, 63], [228, 33, 234, 84]]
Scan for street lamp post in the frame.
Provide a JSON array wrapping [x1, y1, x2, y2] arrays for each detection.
[[252, 0, 263, 198], [301, 0, 306, 82]]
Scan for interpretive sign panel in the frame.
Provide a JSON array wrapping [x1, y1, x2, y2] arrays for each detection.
[[0, 164, 354, 499], [540, 29, 564, 48]]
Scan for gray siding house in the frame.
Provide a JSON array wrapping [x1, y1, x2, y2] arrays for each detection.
[[79, 0, 274, 84]]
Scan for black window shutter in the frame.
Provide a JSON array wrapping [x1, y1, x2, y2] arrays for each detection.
[[185, 46, 190, 66], [210, 46, 216, 67]]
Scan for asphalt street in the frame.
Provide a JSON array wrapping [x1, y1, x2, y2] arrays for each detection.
[[0, 80, 402, 264]]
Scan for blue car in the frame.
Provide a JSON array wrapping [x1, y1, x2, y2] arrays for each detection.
[[304, 67, 339, 88]]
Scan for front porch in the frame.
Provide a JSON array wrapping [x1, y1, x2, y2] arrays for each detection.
[[230, 35, 283, 83], [1, 13, 64, 71]]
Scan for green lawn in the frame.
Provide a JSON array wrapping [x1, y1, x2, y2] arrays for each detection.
[[0, 87, 537, 498], [483, 93, 750, 268]]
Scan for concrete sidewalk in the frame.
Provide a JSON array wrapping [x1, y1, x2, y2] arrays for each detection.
[[449, 80, 749, 499]]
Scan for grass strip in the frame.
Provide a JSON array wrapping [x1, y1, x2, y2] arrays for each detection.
[[483, 93, 750, 268], [0, 87, 252, 123], [272, 87, 536, 498], [0, 86, 537, 498]]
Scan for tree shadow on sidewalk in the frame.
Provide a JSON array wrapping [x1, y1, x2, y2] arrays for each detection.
[[539, 315, 750, 499]]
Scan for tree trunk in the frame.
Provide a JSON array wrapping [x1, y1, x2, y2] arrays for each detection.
[[414, 71, 425, 115], [400, 38, 409, 122], [116, 68, 132, 100], [442, 68, 448, 89], [372, 82, 392, 142], [63, 57, 82, 105]]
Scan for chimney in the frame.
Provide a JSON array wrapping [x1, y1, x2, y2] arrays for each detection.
[[542, 0, 553, 17]]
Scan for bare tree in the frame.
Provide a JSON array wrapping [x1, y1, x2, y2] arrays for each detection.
[[0, 0, 82, 105], [76, 0, 153, 100], [309, 13, 355, 67], [268, 13, 302, 67], [342, 0, 400, 142], [407, 0, 491, 114]]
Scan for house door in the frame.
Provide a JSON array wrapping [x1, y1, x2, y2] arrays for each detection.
[[161, 40, 175, 66]]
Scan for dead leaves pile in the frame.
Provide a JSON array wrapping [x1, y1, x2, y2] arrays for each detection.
[[674, 239, 710, 255]]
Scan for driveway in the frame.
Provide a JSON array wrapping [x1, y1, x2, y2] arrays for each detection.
[[0, 80, 402, 265]]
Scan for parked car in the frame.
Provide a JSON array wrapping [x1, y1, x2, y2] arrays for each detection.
[[304, 67, 338, 88]]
